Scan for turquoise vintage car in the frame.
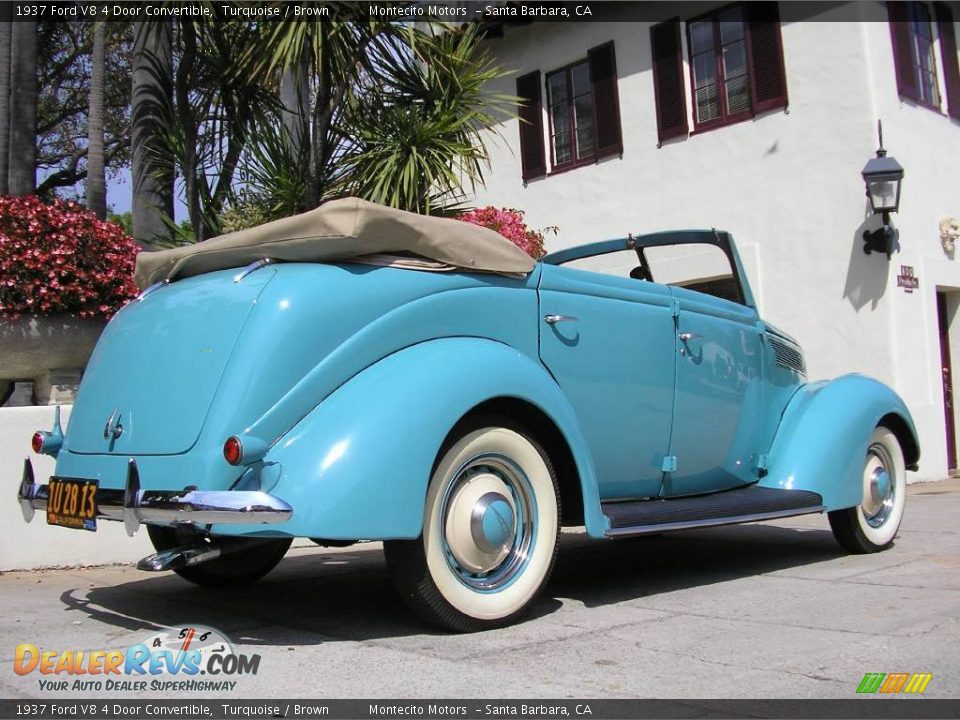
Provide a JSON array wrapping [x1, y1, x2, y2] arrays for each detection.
[[18, 198, 919, 631]]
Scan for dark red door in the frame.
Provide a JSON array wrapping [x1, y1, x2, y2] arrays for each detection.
[[937, 292, 957, 471]]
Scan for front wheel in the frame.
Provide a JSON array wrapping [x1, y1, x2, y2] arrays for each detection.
[[828, 426, 906, 553], [384, 419, 560, 632]]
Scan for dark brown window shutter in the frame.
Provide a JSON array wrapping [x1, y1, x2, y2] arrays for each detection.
[[746, 2, 788, 114], [516, 71, 546, 181], [650, 20, 688, 144], [889, 1, 919, 101], [588, 42, 623, 159], [935, 2, 960, 119]]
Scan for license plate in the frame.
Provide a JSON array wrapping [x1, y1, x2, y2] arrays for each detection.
[[46, 478, 98, 531]]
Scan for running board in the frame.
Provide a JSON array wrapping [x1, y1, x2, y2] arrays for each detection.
[[602, 485, 824, 538]]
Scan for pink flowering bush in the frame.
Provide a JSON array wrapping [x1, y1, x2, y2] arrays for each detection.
[[0, 195, 140, 320], [458, 207, 549, 259]]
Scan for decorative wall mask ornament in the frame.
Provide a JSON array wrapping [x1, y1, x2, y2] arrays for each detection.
[[941, 217, 960, 255]]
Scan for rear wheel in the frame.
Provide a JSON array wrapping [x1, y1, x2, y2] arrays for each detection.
[[385, 418, 560, 632], [147, 526, 291, 588], [828, 426, 906, 553]]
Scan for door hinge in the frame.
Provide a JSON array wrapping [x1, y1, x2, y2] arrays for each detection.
[[751, 454, 768, 477], [671, 298, 680, 317], [661, 455, 678, 473]]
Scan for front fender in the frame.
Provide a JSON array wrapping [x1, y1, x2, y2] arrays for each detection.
[[760, 374, 920, 510], [214, 338, 603, 539]]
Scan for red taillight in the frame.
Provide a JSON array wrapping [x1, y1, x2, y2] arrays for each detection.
[[223, 436, 243, 465], [31, 432, 44, 454]]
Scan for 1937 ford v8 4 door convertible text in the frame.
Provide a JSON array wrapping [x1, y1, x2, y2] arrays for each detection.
[[18, 198, 919, 632]]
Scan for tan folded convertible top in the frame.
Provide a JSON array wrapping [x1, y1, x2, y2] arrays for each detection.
[[134, 197, 536, 289]]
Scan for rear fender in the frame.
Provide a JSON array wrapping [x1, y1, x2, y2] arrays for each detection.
[[760, 374, 919, 510], [212, 338, 604, 539]]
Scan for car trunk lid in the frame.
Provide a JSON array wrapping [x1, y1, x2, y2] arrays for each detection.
[[66, 268, 275, 455]]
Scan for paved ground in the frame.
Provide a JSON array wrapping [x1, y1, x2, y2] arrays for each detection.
[[2, 480, 958, 700]]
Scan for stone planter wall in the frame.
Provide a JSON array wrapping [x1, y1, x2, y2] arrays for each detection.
[[0, 315, 106, 405]]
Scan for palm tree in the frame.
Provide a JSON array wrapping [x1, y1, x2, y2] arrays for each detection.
[[242, 21, 515, 217], [341, 25, 515, 214], [247, 11, 407, 208], [8, 21, 36, 195], [0, 6, 11, 196], [86, 22, 106, 218], [131, 21, 173, 245]]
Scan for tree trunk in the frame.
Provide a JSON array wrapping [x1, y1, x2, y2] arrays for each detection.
[[8, 21, 36, 196], [86, 22, 106, 218], [280, 47, 309, 157], [173, 22, 203, 241], [0, 6, 12, 196], [131, 21, 173, 245]]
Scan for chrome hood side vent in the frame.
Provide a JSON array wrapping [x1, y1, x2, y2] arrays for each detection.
[[766, 333, 806, 376]]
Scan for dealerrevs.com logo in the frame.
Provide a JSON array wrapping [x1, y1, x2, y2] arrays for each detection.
[[14, 625, 260, 693]]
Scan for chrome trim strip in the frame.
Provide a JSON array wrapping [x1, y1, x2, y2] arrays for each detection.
[[603, 505, 825, 537], [233, 257, 273, 283], [136, 279, 169, 302], [16, 458, 293, 533]]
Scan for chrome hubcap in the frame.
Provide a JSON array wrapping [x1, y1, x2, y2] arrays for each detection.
[[440, 453, 535, 592], [470, 492, 516, 555], [862, 443, 896, 528]]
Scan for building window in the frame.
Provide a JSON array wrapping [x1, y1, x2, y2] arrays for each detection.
[[650, 3, 787, 144], [910, 2, 941, 107], [688, 6, 751, 127], [889, 0, 960, 118], [516, 42, 623, 182], [546, 61, 595, 168]]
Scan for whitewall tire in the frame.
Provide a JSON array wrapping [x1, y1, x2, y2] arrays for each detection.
[[828, 426, 906, 553], [385, 418, 560, 632]]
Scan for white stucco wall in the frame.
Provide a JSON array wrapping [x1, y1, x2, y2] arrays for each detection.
[[1, 406, 152, 570], [472, 5, 960, 481]]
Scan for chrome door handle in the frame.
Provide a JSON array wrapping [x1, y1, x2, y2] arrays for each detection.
[[678, 332, 703, 342], [544, 314, 579, 325]]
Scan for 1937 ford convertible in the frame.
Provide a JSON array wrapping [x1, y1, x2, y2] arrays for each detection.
[[18, 198, 919, 632]]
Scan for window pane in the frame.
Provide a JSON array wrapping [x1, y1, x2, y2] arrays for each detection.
[[576, 126, 594, 159], [561, 250, 641, 278], [693, 53, 716, 89], [551, 104, 570, 135], [547, 73, 567, 105], [574, 95, 594, 158], [723, 42, 746, 79], [719, 9, 744, 44], [725, 74, 750, 114], [695, 84, 720, 123], [553, 132, 572, 165], [690, 21, 713, 54], [571, 62, 591, 98], [644, 243, 740, 303], [911, 12, 940, 106]]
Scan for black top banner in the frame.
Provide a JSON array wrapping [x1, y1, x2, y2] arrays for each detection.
[[7, 1, 960, 24]]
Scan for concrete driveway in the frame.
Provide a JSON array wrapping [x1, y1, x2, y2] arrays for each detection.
[[2, 480, 958, 700]]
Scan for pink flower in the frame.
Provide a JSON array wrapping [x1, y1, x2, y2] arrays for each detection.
[[0, 195, 139, 321], [457, 207, 548, 260]]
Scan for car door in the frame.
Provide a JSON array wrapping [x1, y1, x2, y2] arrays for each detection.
[[538, 257, 676, 500], [641, 242, 766, 497]]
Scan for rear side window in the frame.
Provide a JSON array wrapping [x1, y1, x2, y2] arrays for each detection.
[[558, 250, 640, 279], [642, 243, 743, 304]]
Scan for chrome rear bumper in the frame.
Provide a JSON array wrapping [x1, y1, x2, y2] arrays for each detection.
[[17, 457, 293, 536]]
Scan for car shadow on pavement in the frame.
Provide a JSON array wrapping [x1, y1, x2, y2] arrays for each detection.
[[550, 523, 847, 607], [57, 523, 845, 643]]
